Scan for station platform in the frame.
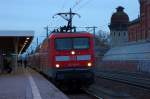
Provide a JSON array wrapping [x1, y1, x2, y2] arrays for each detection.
[[0, 67, 69, 99]]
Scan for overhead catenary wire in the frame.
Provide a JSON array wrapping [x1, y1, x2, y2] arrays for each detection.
[[60, 0, 66, 11], [53, 0, 83, 30], [72, 0, 84, 9], [50, 0, 69, 31], [73, 0, 93, 12]]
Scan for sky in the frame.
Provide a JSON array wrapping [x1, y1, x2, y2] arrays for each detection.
[[0, 0, 139, 49]]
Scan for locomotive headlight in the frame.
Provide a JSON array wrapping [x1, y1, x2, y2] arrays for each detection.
[[87, 62, 92, 67], [55, 64, 60, 68], [71, 51, 75, 55]]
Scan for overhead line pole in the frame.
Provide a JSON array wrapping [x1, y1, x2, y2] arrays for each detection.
[[81, 26, 97, 36], [44, 26, 49, 37], [37, 37, 38, 47]]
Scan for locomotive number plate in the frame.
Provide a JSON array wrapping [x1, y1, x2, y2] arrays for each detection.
[[69, 56, 77, 61]]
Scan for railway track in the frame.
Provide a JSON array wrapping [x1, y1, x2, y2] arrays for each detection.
[[95, 71, 150, 90], [67, 88, 102, 99], [82, 88, 103, 99]]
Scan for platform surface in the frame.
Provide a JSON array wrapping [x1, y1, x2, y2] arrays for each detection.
[[0, 67, 68, 99]]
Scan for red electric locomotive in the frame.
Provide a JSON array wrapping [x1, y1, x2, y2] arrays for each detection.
[[29, 32, 95, 87], [28, 9, 95, 87]]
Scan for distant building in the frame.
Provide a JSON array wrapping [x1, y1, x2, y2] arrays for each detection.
[[101, 0, 150, 73], [128, 0, 150, 42], [109, 0, 150, 45], [109, 6, 129, 47]]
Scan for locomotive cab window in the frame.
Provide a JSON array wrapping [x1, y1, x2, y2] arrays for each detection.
[[55, 37, 90, 50], [55, 38, 72, 50], [73, 38, 89, 49]]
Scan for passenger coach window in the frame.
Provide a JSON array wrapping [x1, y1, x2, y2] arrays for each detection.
[[55, 38, 72, 50], [73, 38, 89, 49]]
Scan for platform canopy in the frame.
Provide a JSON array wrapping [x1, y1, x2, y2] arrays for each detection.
[[0, 30, 34, 55]]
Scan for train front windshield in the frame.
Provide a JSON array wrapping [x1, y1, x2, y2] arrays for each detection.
[[55, 38, 89, 50]]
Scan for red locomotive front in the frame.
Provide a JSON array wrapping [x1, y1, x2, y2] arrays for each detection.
[[48, 32, 95, 86]]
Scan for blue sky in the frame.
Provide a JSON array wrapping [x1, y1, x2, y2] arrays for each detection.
[[0, 0, 139, 47]]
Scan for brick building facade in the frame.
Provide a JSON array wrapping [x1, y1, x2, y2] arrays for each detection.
[[104, 0, 150, 75], [128, 0, 150, 42]]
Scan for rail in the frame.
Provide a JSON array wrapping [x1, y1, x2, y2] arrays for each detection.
[[81, 88, 103, 99]]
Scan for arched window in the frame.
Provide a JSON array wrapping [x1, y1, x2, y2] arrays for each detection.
[[124, 32, 126, 36]]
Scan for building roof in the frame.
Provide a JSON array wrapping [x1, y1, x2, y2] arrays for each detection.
[[129, 18, 140, 26], [0, 30, 34, 54], [111, 6, 129, 24], [0, 30, 34, 36]]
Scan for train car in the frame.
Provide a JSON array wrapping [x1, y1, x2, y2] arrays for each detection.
[[29, 32, 95, 87]]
